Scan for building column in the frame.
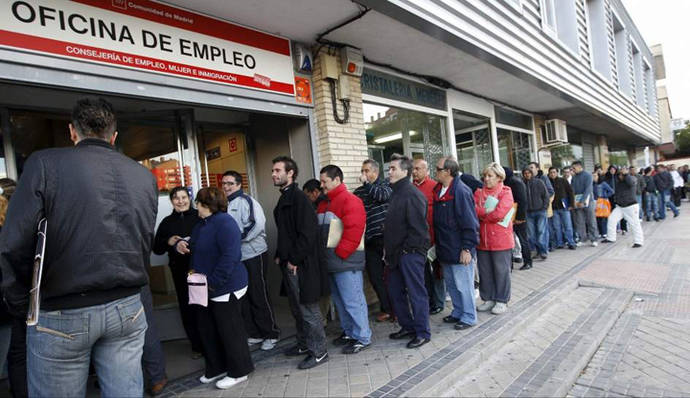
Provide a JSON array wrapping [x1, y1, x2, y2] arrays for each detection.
[[596, 135, 610, 169], [311, 50, 369, 188]]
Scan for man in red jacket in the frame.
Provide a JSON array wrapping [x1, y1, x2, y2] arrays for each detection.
[[317, 165, 372, 354], [412, 159, 446, 315]]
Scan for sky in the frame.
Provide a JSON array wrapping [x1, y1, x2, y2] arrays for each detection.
[[622, 0, 690, 120]]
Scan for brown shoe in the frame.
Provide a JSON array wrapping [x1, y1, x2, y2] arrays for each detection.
[[150, 378, 167, 396], [376, 312, 392, 322]]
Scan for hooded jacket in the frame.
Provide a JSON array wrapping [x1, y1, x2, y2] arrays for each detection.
[[227, 190, 268, 261], [613, 174, 638, 207], [316, 183, 366, 273]]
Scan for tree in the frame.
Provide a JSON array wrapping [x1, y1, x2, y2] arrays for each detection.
[[675, 123, 690, 155]]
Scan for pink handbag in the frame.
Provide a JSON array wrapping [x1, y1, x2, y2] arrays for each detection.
[[187, 273, 208, 307]]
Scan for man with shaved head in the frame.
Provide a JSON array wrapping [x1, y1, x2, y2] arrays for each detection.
[[412, 158, 445, 316]]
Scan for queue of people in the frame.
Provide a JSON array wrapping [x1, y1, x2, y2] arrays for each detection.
[[0, 97, 687, 396]]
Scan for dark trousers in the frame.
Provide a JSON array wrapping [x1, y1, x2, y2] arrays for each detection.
[[141, 285, 166, 384], [197, 297, 254, 379], [282, 268, 327, 356], [388, 253, 430, 339], [169, 264, 203, 353], [477, 249, 512, 303], [7, 318, 27, 398], [241, 254, 280, 340], [513, 222, 532, 266], [596, 217, 608, 237], [364, 237, 392, 314]]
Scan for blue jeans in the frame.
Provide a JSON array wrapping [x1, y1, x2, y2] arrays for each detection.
[[645, 192, 659, 219], [657, 190, 679, 219], [329, 270, 372, 345], [527, 210, 548, 255], [552, 208, 575, 246], [636, 195, 643, 219], [27, 294, 147, 397], [443, 259, 477, 325]]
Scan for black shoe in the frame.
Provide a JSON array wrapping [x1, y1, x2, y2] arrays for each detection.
[[285, 345, 309, 357], [332, 332, 355, 347], [568, 245, 576, 250], [443, 315, 459, 323], [632, 243, 643, 248], [298, 352, 328, 369], [406, 337, 430, 349], [519, 263, 532, 271], [454, 322, 474, 331], [342, 340, 370, 354], [539, 253, 548, 260], [601, 239, 614, 243], [512, 257, 523, 264], [429, 306, 443, 315], [389, 328, 415, 340], [674, 213, 679, 218]]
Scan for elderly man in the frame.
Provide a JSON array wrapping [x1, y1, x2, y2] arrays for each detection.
[[433, 157, 479, 330], [384, 154, 431, 349], [354, 159, 394, 322], [412, 159, 445, 315]]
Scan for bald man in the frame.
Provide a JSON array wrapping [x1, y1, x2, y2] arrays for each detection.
[[412, 159, 446, 315]]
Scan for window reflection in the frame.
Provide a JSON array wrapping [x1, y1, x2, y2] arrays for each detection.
[[364, 103, 446, 177]]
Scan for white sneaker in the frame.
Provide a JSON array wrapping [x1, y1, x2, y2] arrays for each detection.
[[216, 375, 248, 390], [591, 241, 598, 247], [491, 302, 507, 315], [474, 288, 480, 300], [261, 338, 278, 351], [445, 293, 452, 302], [477, 300, 495, 312], [576, 242, 582, 247], [200, 373, 226, 384], [247, 337, 264, 345]]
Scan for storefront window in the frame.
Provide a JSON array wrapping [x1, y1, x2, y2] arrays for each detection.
[[551, 144, 583, 169], [496, 106, 533, 130], [364, 103, 446, 177], [453, 109, 492, 176], [498, 128, 535, 172]]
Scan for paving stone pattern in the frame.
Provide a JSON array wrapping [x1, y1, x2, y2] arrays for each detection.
[[443, 286, 604, 397]]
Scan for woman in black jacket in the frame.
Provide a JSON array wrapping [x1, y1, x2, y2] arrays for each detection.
[[153, 186, 203, 357]]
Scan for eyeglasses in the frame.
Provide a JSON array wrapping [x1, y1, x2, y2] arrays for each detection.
[[436, 167, 446, 172]]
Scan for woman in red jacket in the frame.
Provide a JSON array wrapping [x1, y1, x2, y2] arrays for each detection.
[[474, 163, 514, 315]]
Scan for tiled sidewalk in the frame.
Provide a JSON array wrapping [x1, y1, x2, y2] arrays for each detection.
[[172, 214, 678, 398]]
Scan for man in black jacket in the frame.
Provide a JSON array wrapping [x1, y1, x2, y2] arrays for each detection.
[[272, 156, 328, 369], [504, 167, 532, 270], [384, 154, 431, 349], [523, 167, 550, 260], [548, 167, 577, 250], [0, 98, 157, 397], [653, 164, 679, 219], [602, 167, 644, 247]]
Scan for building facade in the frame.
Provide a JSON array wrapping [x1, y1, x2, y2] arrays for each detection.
[[0, 0, 660, 339]]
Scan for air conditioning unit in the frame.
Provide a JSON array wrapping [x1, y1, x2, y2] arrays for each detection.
[[544, 119, 568, 144]]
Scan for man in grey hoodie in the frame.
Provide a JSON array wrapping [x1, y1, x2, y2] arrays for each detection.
[[222, 170, 280, 351], [570, 161, 599, 247]]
